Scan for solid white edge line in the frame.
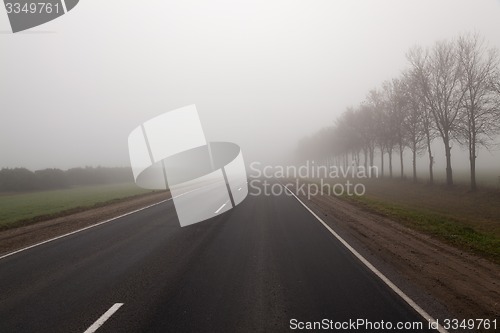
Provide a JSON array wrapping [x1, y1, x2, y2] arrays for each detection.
[[83, 303, 123, 333], [0, 198, 171, 261], [283, 185, 448, 333], [60, 0, 68, 13]]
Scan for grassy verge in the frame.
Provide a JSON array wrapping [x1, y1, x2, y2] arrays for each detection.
[[0, 183, 158, 230], [342, 194, 500, 264], [305, 178, 500, 264]]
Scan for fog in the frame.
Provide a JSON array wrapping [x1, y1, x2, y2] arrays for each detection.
[[1, 0, 500, 172]]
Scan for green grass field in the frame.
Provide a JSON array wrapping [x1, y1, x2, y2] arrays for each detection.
[[0, 183, 155, 230]]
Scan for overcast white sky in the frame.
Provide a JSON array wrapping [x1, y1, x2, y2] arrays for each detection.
[[1, 0, 500, 170]]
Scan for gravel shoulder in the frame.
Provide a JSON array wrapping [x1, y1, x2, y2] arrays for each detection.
[[0, 191, 169, 257], [300, 192, 499, 325]]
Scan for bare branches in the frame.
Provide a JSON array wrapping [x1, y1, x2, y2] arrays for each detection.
[[295, 33, 500, 190], [455, 33, 500, 190]]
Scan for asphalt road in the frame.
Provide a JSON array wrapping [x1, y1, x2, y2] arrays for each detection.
[[0, 183, 436, 333]]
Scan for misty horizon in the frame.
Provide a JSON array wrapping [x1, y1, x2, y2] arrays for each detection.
[[2, 0, 500, 175]]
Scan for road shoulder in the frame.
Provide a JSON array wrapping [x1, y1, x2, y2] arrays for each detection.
[[299, 192, 499, 322], [0, 191, 169, 257]]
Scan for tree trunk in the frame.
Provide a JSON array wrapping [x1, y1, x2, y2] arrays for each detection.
[[380, 147, 385, 179], [412, 146, 417, 183], [429, 155, 434, 184], [399, 142, 404, 180], [426, 131, 434, 185], [369, 146, 374, 178], [443, 135, 453, 186], [470, 138, 477, 191], [364, 148, 368, 172], [470, 155, 476, 191], [388, 148, 393, 179]]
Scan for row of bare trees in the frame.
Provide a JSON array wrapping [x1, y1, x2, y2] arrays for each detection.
[[296, 33, 500, 190]]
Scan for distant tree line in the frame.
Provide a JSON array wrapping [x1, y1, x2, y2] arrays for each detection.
[[0, 166, 134, 192], [296, 33, 500, 191]]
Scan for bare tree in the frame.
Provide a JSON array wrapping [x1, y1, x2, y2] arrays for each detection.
[[393, 78, 409, 180], [416, 39, 465, 186], [357, 104, 377, 176], [382, 79, 406, 179], [366, 89, 389, 178], [341, 107, 364, 170], [401, 71, 427, 182], [334, 109, 360, 169], [407, 46, 437, 184], [456, 33, 500, 191]]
